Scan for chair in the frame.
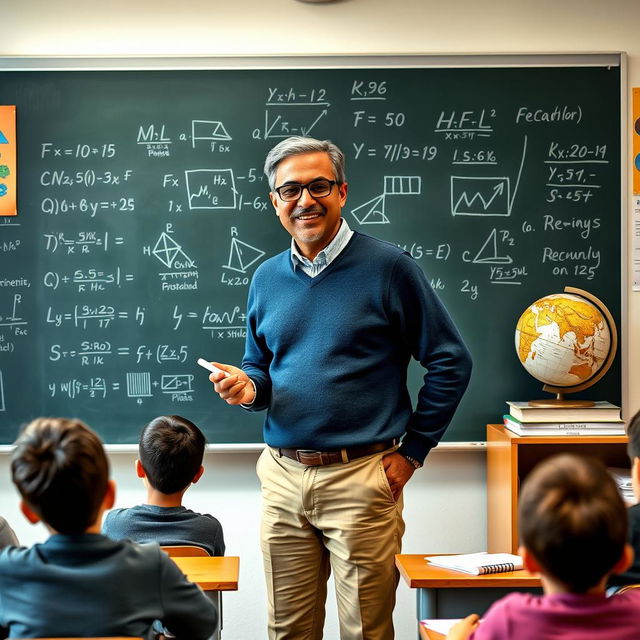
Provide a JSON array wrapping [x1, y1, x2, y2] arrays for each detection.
[[160, 544, 210, 557]]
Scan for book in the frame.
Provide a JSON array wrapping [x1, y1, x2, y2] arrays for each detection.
[[506, 400, 621, 423], [503, 415, 626, 437], [608, 467, 636, 505], [426, 552, 523, 575]]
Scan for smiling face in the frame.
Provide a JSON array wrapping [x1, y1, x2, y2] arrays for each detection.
[[269, 151, 348, 261]]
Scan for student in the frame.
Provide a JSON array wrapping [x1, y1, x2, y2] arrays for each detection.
[[609, 408, 640, 586], [0, 517, 18, 549], [0, 417, 217, 639], [448, 453, 640, 640], [103, 414, 225, 556]]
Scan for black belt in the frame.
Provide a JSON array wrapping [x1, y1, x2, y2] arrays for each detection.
[[277, 439, 397, 466]]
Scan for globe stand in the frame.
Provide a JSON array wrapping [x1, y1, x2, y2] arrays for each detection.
[[522, 286, 617, 409], [528, 394, 595, 408]]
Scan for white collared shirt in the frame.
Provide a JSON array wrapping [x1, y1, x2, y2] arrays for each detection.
[[290, 218, 354, 277]]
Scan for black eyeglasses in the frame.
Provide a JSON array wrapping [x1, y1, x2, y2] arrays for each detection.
[[274, 179, 338, 202]]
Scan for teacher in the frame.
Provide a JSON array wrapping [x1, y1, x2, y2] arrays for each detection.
[[210, 136, 472, 640]]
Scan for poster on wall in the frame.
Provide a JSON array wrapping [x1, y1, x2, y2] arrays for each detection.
[[634, 90, 640, 290], [635, 88, 640, 194], [0, 105, 16, 216]]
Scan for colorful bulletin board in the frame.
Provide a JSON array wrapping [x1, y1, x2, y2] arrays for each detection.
[[634, 89, 640, 194], [0, 105, 16, 216]]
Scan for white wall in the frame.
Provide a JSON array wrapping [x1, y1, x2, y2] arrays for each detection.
[[2, 1, 640, 638]]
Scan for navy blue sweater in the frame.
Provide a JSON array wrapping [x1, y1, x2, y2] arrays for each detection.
[[243, 231, 472, 463]]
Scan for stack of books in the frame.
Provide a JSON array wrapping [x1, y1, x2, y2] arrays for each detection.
[[503, 401, 624, 436]]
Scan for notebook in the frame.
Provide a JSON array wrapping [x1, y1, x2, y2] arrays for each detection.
[[426, 552, 523, 575], [420, 619, 461, 635]]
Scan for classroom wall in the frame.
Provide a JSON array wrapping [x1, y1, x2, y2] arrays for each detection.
[[2, 1, 640, 638], [0, 448, 486, 639]]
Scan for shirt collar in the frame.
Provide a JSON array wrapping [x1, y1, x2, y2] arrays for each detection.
[[290, 218, 353, 270]]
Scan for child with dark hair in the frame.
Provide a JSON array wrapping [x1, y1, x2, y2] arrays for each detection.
[[103, 414, 224, 556], [609, 408, 640, 586], [448, 453, 640, 640], [0, 417, 217, 639]]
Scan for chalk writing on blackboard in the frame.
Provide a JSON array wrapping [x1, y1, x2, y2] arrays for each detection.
[[0, 63, 622, 444]]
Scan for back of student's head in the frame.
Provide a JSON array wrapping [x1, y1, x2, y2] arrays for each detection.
[[627, 409, 640, 461], [139, 415, 206, 494], [11, 417, 109, 534], [519, 453, 627, 593]]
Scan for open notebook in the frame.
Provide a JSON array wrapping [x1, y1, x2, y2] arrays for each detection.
[[427, 552, 523, 575], [421, 619, 461, 635]]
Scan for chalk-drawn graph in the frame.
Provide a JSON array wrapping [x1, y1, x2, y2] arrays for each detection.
[[185, 169, 237, 210], [451, 136, 527, 217], [191, 120, 232, 148], [263, 104, 329, 140], [351, 176, 422, 225], [0, 371, 5, 411], [451, 177, 511, 216]]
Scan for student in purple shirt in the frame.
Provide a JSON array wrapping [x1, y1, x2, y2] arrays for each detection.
[[449, 453, 640, 640]]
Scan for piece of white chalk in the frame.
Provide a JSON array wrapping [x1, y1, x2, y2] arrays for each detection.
[[197, 358, 230, 378]]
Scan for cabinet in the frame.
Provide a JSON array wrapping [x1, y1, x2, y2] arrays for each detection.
[[486, 423, 629, 553]]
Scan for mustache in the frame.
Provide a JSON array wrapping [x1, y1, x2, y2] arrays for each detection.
[[290, 205, 325, 221]]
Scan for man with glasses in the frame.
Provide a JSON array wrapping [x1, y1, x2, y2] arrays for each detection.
[[209, 136, 472, 640]]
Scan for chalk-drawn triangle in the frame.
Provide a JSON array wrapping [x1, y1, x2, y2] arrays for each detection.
[[210, 122, 232, 141], [350, 194, 389, 225], [473, 228, 513, 264], [224, 238, 265, 273], [0, 130, 8, 144], [153, 232, 182, 268]]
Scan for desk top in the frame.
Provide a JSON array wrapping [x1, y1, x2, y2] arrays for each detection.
[[172, 555, 239, 591], [396, 554, 540, 589]]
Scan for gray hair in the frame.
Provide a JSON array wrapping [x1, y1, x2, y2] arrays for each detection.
[[263, 136, 346, 190]]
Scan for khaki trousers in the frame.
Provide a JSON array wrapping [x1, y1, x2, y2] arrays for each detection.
[[256, 446, 405, 640]]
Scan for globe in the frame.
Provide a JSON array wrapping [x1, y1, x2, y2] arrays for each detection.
[[514, 287, 617, 404]]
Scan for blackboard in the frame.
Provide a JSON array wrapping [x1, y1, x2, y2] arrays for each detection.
[[0, 55, 623, 444]]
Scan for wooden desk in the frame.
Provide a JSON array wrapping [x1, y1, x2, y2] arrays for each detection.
[[172, 555, 239, 591], [171, 556, 239, 640], [396, 554, 541, 639]]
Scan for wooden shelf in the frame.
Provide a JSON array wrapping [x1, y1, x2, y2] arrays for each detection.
[[486, 424, 628, 553]]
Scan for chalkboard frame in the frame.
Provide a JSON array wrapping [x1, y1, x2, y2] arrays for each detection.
[[0, 53, 628, 449]]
